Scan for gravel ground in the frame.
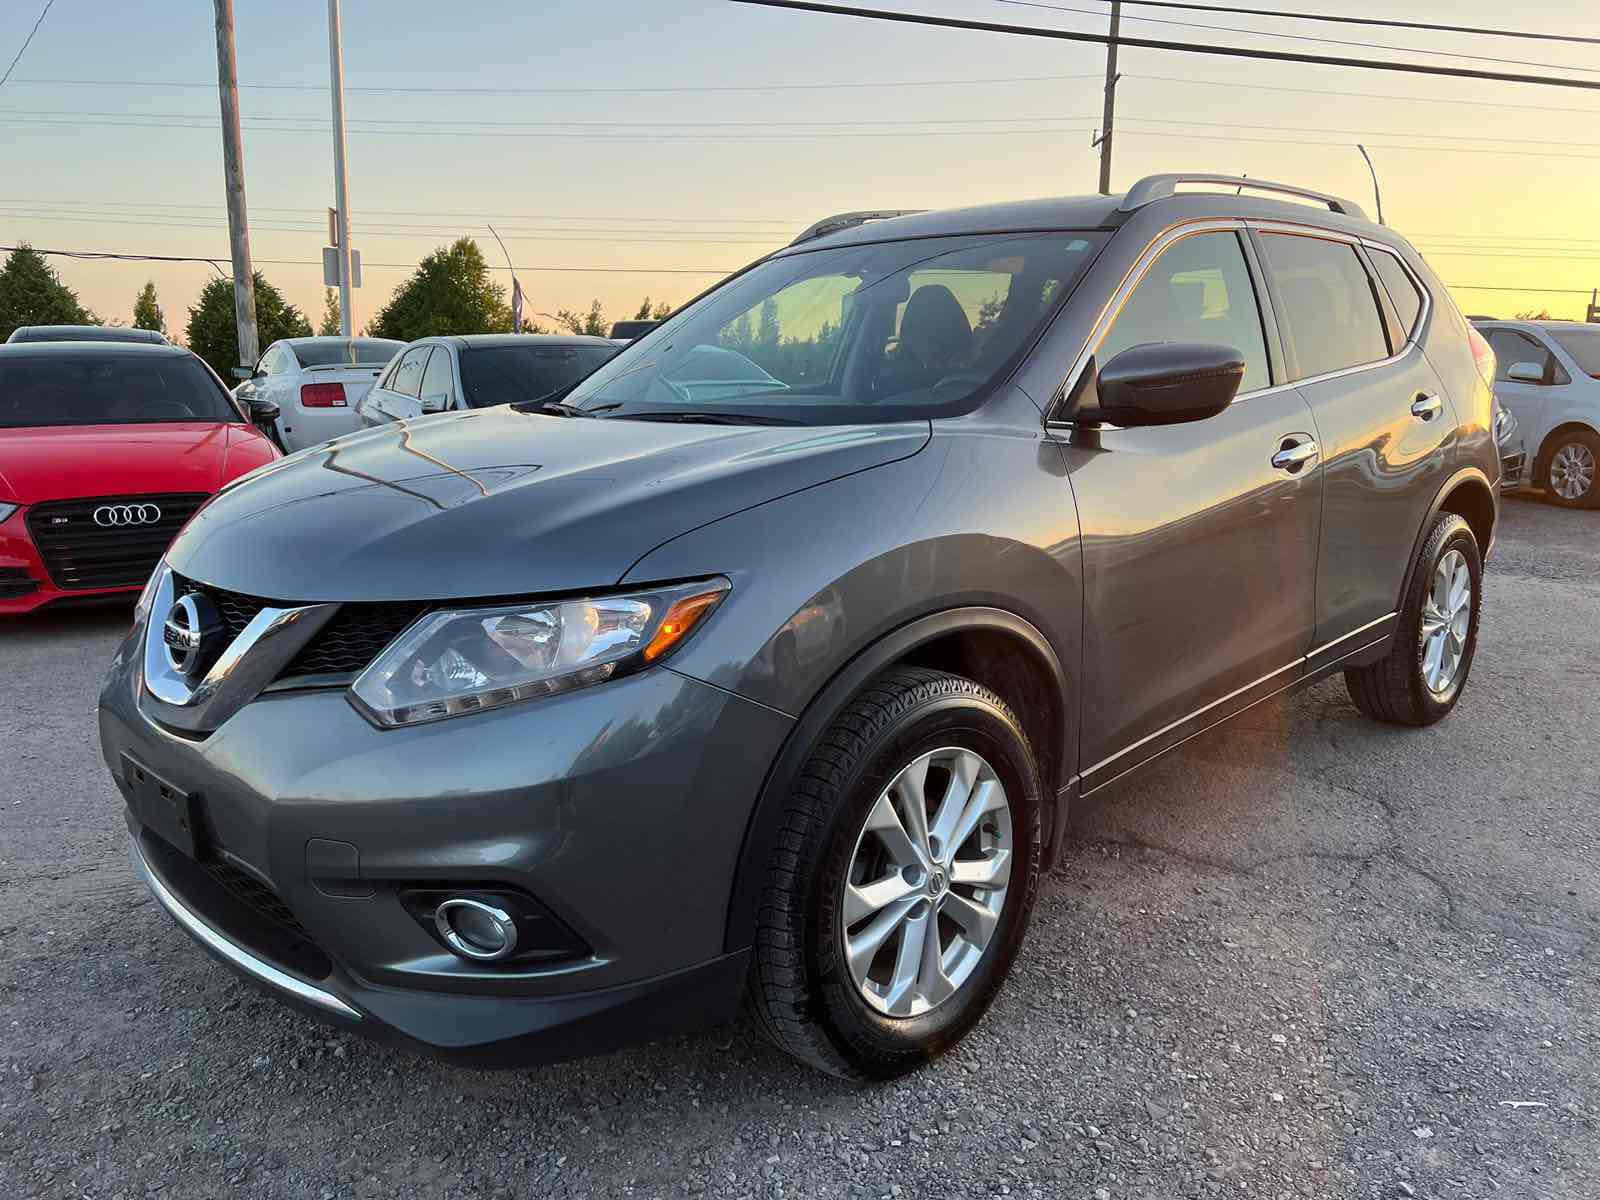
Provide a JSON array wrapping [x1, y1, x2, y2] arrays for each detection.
[[1, 495, 1596, 1200]]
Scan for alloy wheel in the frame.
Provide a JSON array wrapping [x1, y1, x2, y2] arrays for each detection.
[[841, 746, 1012, 1017], [1419, 548, 1472, 697], [1549, 441, 1596, 501]]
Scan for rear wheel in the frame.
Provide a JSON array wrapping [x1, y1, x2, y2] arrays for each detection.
[[745, 667, 1042, 1080], [1344, 512, 1481, 726], [1538, 429, 1600, 509]]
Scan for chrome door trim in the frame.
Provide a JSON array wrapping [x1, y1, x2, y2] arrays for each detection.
[[1306, 611, 1398, 661], [131, 837, 362, 1020], [1082, 658, 1303, 780], [142, 566, 339, 733]]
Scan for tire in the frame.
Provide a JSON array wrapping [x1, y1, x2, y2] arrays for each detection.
[[745, 667, 1043, 1080], [1344, 512, 1482, 726], [1537, 429, 1600, 509]]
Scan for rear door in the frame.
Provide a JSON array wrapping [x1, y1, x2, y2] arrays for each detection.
[[1067, 225, 1323, 792], [418, 344, 457, 413], [1252, 227, 1453, 657]]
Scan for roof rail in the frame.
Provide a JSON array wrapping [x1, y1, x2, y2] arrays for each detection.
[[1119, 174, 1368, 221], [790, 209, 925, 246]]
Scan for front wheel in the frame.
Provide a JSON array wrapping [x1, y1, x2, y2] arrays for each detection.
[[745, 667, 1042, 1080], [1344, 512, 1482, 726]]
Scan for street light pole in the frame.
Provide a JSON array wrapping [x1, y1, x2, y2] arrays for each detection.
[[212, 0, 258, 370], [1356, 143, 1385, 225], [328, 0, 354, 338]]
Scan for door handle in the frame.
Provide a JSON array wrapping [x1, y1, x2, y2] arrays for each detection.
[[1411, 392, 1443, 421], [1271, 436, 1319, 473]]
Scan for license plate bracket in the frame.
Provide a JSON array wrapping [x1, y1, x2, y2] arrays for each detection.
[[122, 754, 205, 859]]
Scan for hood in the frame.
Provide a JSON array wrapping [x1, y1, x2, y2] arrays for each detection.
[[0, 422, 246, 503], [166, 407, 930, 601]]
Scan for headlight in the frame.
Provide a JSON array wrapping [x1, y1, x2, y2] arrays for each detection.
[[349, 578, 729, 728], [0, 502, 17, 524], [1494, 404, 1518, 446], [132, 561, 165, 629]]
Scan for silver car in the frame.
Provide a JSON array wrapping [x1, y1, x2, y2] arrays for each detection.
[[1473, 320, 1600, 508], [357, 334, 617, 426], [233, 337, 405, 452]]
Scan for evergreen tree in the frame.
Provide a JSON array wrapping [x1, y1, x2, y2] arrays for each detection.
[[132, 281, 165, 334], [185, 273, 312, 377], [0, 246, 97, 340], [368, 239, 513, 340], [318, 288, 341, 336]]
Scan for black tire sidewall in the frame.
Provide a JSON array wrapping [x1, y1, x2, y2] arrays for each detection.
[[1405, 517, 1482, 720], [806, 693, 1041, 1070]]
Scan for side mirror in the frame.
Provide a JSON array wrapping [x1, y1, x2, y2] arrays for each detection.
[[247, 396, 281, 422], [230, 366, 254, 381], [1074, 342, 1245, 427], [1506, 361, 1545, 384], [419, 391, 450, 414]]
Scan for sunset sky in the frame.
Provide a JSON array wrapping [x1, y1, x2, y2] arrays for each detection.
[[2, 0, 1597, 338]]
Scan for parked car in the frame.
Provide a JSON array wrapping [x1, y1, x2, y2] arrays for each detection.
[[0, 341, 278, 615], [357, 334, 618, 426], [608, 319, 659, 341], [100, 174, 1500, 1079], [232, 337, 404, 452], [1470, 319, 1600, 507], [7, 324, 166, 344]]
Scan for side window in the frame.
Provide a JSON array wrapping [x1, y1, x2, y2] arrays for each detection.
[[419, 346, 454, 404], [390, 347, 431, 398], [1258, 233, 1390, 380], [257, 346, 282, 375], [1097, 230, 1270, 394], [1368, 249, 1424, 340], [1486, 329, 1561, 384]]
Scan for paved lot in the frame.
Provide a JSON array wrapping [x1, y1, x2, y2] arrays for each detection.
[[1, 495, 1596, 1200]]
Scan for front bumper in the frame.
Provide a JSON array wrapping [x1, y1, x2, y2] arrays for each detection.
[[100, 621, 792, 1065], [1499, 446, 1527, 494]]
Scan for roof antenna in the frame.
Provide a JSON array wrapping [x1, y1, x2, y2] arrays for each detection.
[[1356, 145, 1385, 224]]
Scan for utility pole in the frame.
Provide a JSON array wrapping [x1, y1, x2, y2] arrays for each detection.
[[212, 0, 258, 371], [328, 0, 354, 338], [1095, 0, 1121, 195]]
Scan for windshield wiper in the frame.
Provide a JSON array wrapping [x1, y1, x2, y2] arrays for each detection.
[[615, 410, 803, 426]]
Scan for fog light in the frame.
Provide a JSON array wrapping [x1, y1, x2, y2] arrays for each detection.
[[434, 897, 519, 962]]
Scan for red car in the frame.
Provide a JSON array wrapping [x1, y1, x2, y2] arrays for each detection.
[[0, 341, 280, 615]]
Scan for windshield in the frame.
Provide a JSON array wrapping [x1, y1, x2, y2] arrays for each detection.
[[1551, 329, 1600, 378], [293, 339, 404, 367], [563, 231, 1105, 424], [459, 344, 619, 408], [0, 354, 240, 428]]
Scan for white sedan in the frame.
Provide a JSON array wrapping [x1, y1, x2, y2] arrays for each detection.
[[233, 336, 404, 452], [358, 334, 618, 426]]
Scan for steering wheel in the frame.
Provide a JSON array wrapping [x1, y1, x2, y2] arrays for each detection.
[[930, 371, 988, 393]]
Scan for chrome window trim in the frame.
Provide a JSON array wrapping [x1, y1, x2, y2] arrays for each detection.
[[130, 837, 362, 1020]]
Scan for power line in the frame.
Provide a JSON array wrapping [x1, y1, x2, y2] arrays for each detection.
[[724, 0, 1600, 92], [988, 0, 1600, 74], [1076, 0, 1600, 48], [1, 245, 736, 275], [4, 71, 1102, 95], [0, 0, 56, 90], [1111, 127, 1600, 161], [1131, 73, 1600, 117]]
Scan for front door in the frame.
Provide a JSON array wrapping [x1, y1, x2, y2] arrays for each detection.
[[1252, 230, 1454, 653], [1064, 228, 1323, 792], [1483, 325, 1563, 455]]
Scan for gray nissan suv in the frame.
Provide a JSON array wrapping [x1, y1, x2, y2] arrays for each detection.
[[99, 174, 1501, 1079]]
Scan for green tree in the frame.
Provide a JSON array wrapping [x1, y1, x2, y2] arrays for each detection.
[[368, 238, 512, 340], [0, 245, 97, 341], [556, 298, 608, 337], [633, 297, 672, 321], [318, 288, 341, 336], [132, 281, 165, 334], [185, 272, 312, 377]]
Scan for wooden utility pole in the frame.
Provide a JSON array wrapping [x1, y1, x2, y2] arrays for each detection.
[[327, 0, 354, 338], [1095, 0, 1121, 195], [213, 0, 258, 370]]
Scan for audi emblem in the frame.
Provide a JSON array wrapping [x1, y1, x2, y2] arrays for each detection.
[[93, 504, 162, 527]]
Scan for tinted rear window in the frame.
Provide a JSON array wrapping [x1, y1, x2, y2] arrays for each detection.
[[1259, 233, 1390, 380], [0, 354, 238, 427], [1551, 329, 1600, 378], [1368, 249, 1424, 339], [293, 339, 404, 367], [458, 344, 617, 408]]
